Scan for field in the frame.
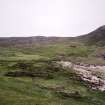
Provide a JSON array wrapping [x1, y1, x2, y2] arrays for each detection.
[[0, 43, 105, 105]]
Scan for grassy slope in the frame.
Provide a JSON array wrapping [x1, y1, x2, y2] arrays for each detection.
[[0, 43, 105, 105], [0, 73, 105, 105], [0, 43, 92, 59]]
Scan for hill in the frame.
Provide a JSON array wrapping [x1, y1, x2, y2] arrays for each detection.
[[0, 36, 74, 47], [0, 26, 105, 105], [77, 25, 105, 46], [0, 25, 105, 47]]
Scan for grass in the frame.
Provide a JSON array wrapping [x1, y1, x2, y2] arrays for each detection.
[[0, 43, 92, 60], [0, 43, 105, 105], [0, 73, 105, 105]]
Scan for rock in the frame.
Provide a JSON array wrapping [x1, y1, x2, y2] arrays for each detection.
[[57, 61, 105, 91]]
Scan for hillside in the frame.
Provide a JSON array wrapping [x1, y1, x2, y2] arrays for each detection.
[[78, 25, 105, 46], [0, 36, 74, 47], [1, 26, 105, 105], [0, 25, 105, 47]]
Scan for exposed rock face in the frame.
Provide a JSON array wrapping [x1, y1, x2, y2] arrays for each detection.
[[57, 61, 105, 91]]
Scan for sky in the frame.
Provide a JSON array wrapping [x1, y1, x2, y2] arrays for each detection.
[[0, 0, 105, 37]]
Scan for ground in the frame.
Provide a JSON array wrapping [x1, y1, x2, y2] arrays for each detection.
[[0, 43, 105, 105]]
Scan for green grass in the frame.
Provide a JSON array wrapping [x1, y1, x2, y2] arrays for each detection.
[[0, 43, 92, 61], [0, 54, 48, 61], [0, 43, 105, 105], [0, 74, 105, 105]]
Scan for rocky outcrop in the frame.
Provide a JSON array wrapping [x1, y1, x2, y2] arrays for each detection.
[[57, 61, 105, 91]]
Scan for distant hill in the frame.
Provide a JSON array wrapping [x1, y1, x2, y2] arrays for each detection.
[[77, 25, 105, 46], [0, 36, 73, 47], [0, 25, 105, 47]]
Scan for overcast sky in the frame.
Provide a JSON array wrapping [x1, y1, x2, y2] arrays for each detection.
[[0, 0, 105, 37]]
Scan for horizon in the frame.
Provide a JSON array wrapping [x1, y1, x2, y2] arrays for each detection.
[[0, 25, 102, 38], [0, 0, 105, 37]]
